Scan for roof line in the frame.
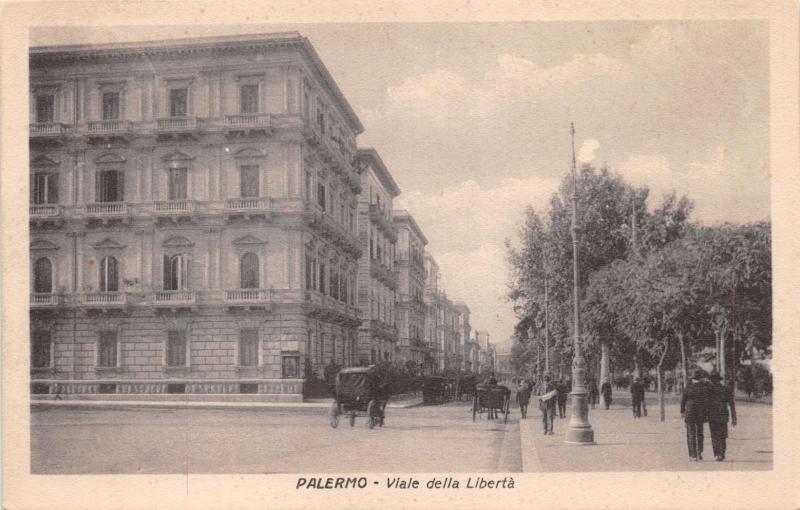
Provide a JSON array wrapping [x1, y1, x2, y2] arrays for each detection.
[[393, 209, 428, 245], [356, 148, 401, 197]]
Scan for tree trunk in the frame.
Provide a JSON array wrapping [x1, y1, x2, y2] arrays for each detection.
[[720, 327, 728, 379], [600, 340, 610, 384], [677, 332, 688, 390], [633, 349, 641, 379], [657, 343, 668, 422]]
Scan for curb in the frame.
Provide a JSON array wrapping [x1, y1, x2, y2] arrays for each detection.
[[31, 398, 425, 411]]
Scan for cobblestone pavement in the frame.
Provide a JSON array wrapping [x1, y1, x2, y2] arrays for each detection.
[[30, 396, 770, 474]]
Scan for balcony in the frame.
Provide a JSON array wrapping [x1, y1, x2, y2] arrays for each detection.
[[223, 113, 271, 134], [155, 117, 199, 137], [83, 202, 129, 223], [368, 204, 397, 242], [84, 120, 133, 136], [153, 200, 197, 220], [30, 204, 62, 219], [224, 197, 272, 221], [30, 122, 67, 139], [30, 293, 61, 308], [81, 292, 127, 308], [224, 289, 271, 305], [152, 290, 197, 307], [370, 262, 399, 290]]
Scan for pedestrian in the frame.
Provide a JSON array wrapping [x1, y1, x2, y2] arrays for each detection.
[[587, 378, 599, 409], [556, 377, 569, 418], [516, 381, 531, 419], [680, 369, 710, 461], [538, 375, 557, 435], [707, 371, 737, 461], [600, 379, 613, 409], [630, 377, 645, 418]]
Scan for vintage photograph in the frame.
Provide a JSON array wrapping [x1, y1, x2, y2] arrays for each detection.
[[26, 20, 772, 476]]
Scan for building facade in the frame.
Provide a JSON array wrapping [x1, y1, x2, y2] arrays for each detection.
[[28, 33, 365, 401], [354, 148, 399, 365], [393, 209, 428, 368], [451, 301, 470, 372]]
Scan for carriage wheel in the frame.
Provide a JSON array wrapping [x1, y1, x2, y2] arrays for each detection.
[[504, 399, 510, 423], [349, 413, 356, 427], [329, 403, 340, 429], [366, 400, 376, 429]]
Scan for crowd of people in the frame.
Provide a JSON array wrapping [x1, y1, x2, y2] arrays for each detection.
[[509, 368, 738, 462]]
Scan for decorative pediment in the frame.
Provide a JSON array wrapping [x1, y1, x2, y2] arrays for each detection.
[[162, 236, 194, 248], [161, 151, 195, 163], [30, 239, 60, 251], [31, 155, 59, 168], [91, 238, 126, 250], [234, 147, 267, 159], [94, 153, 126, 165], [233, 234, 267, 246]]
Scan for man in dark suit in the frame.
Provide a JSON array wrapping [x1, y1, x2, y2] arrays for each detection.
[[539, 374, 557, 435], [556, 377, 569, 418], [680, 369, 710, 461], [600, 379, 613, 409], [707, 371, 737, 461], [630, 377, 645, 418]]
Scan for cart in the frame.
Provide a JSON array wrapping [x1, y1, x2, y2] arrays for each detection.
[[457, 374, 478, 401], [422, 376, 449, 405], [329, 366, 390, 429], [473, 384, 511, 422]]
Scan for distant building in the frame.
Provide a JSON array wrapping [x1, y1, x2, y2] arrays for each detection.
[[451, 301, 471, 372], [393, 209, 428, 368], [354, 148, 400, 364]]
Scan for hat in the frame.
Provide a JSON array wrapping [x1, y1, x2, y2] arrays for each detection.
[[691, 369, 706, 380], [709, 371, 722, 381]]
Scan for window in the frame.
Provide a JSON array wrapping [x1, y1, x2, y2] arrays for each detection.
[[329, 268, 337, 301], [36, 94, 55, 123], [33, 257, 53, 293], [317, 182, 326, 210], [239, 165, 259, 198], [305, 171, 312, 201], [318, 262, 326, 295], [240, 84, 259, 114], [99, 256, 119, 292], [33, 173, 58, 205], [166, 330, 187, 367], [102, 91, 120, 120], [97, 331, 118, 368], [163, 254, 188, 291], [282, 355, 299, 378], [169, 88, 188, 117], [316, 104, 325, 133], [305, 253, 314, 291], [240, 252, 259, 289], [32, 330, 52, 368], [168, 168, 188, 200], [96, 169, 124, 202], [239, 329, 259, 367]]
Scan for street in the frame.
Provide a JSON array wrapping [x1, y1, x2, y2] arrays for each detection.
[[31, 398, 771, 474]]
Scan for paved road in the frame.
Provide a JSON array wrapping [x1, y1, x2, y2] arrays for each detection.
[[31, 401, 521, 474], [31, 396, 771, 474]]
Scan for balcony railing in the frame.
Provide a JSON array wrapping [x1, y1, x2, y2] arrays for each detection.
[[156, 117, 198, 131], [84, 202, 128, 217], [30, 122, 66, 137], [224, 289, 271, 304], [30, 204, 62, 218], [153, 200, 196, 214], [224, 197, 271, 211], [85, 120, 132, 133], [82, 292, 127, 307], [30, 293, 60, 307], [153, 290, 196, 306], [224, 113, 271, 128]]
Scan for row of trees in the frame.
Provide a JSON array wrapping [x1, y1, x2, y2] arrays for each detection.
[[506, 165, 771, 419]]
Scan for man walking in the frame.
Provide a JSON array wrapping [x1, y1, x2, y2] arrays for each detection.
[[630, 377, 645, 418], [707, 371, 737, 461], [587, 378, 599, 409], [516, 380, 531, 419], [539, 374, 557, 435], [600, 379, 613, 409], [680, 369, 710, 461], [556, 377, 569, 418]]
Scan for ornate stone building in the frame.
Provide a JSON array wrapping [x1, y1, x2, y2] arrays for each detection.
[[354, 148, 400, 364], [28, 33, 363, 401], [392, 209, 428, 367]]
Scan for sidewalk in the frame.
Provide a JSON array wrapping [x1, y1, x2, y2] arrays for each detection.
[[518, 399, 772, 472], [31, 394, 424, 411]]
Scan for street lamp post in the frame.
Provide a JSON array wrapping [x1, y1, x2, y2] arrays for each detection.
[[565, 122, 595, 445]]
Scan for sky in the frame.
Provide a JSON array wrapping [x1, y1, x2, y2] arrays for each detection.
[[32, 21, 770, 346]]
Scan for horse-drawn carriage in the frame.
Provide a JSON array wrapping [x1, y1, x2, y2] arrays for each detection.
[[422, 376, 451, 405], [456, 374, 478, 401], [472, 383, 511, 422], [329, 366, 390, 429]]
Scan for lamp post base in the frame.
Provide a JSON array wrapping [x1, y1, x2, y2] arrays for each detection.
[[565, 391, 595, 445]]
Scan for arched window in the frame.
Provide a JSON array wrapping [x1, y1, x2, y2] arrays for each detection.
[[163, 254, 189, 291], [99, 256, 119, 292], [240, 252, 259, 289], [33, 257, 53, 293]]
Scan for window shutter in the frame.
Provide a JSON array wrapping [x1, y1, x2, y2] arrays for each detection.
[[48, 175, 59, 204], [117, 171, 125, 202], [182, 255, 190, 290], [107, 257, 119, 292], [163, 255, 171, 290], [95, 171, 102, 202]]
